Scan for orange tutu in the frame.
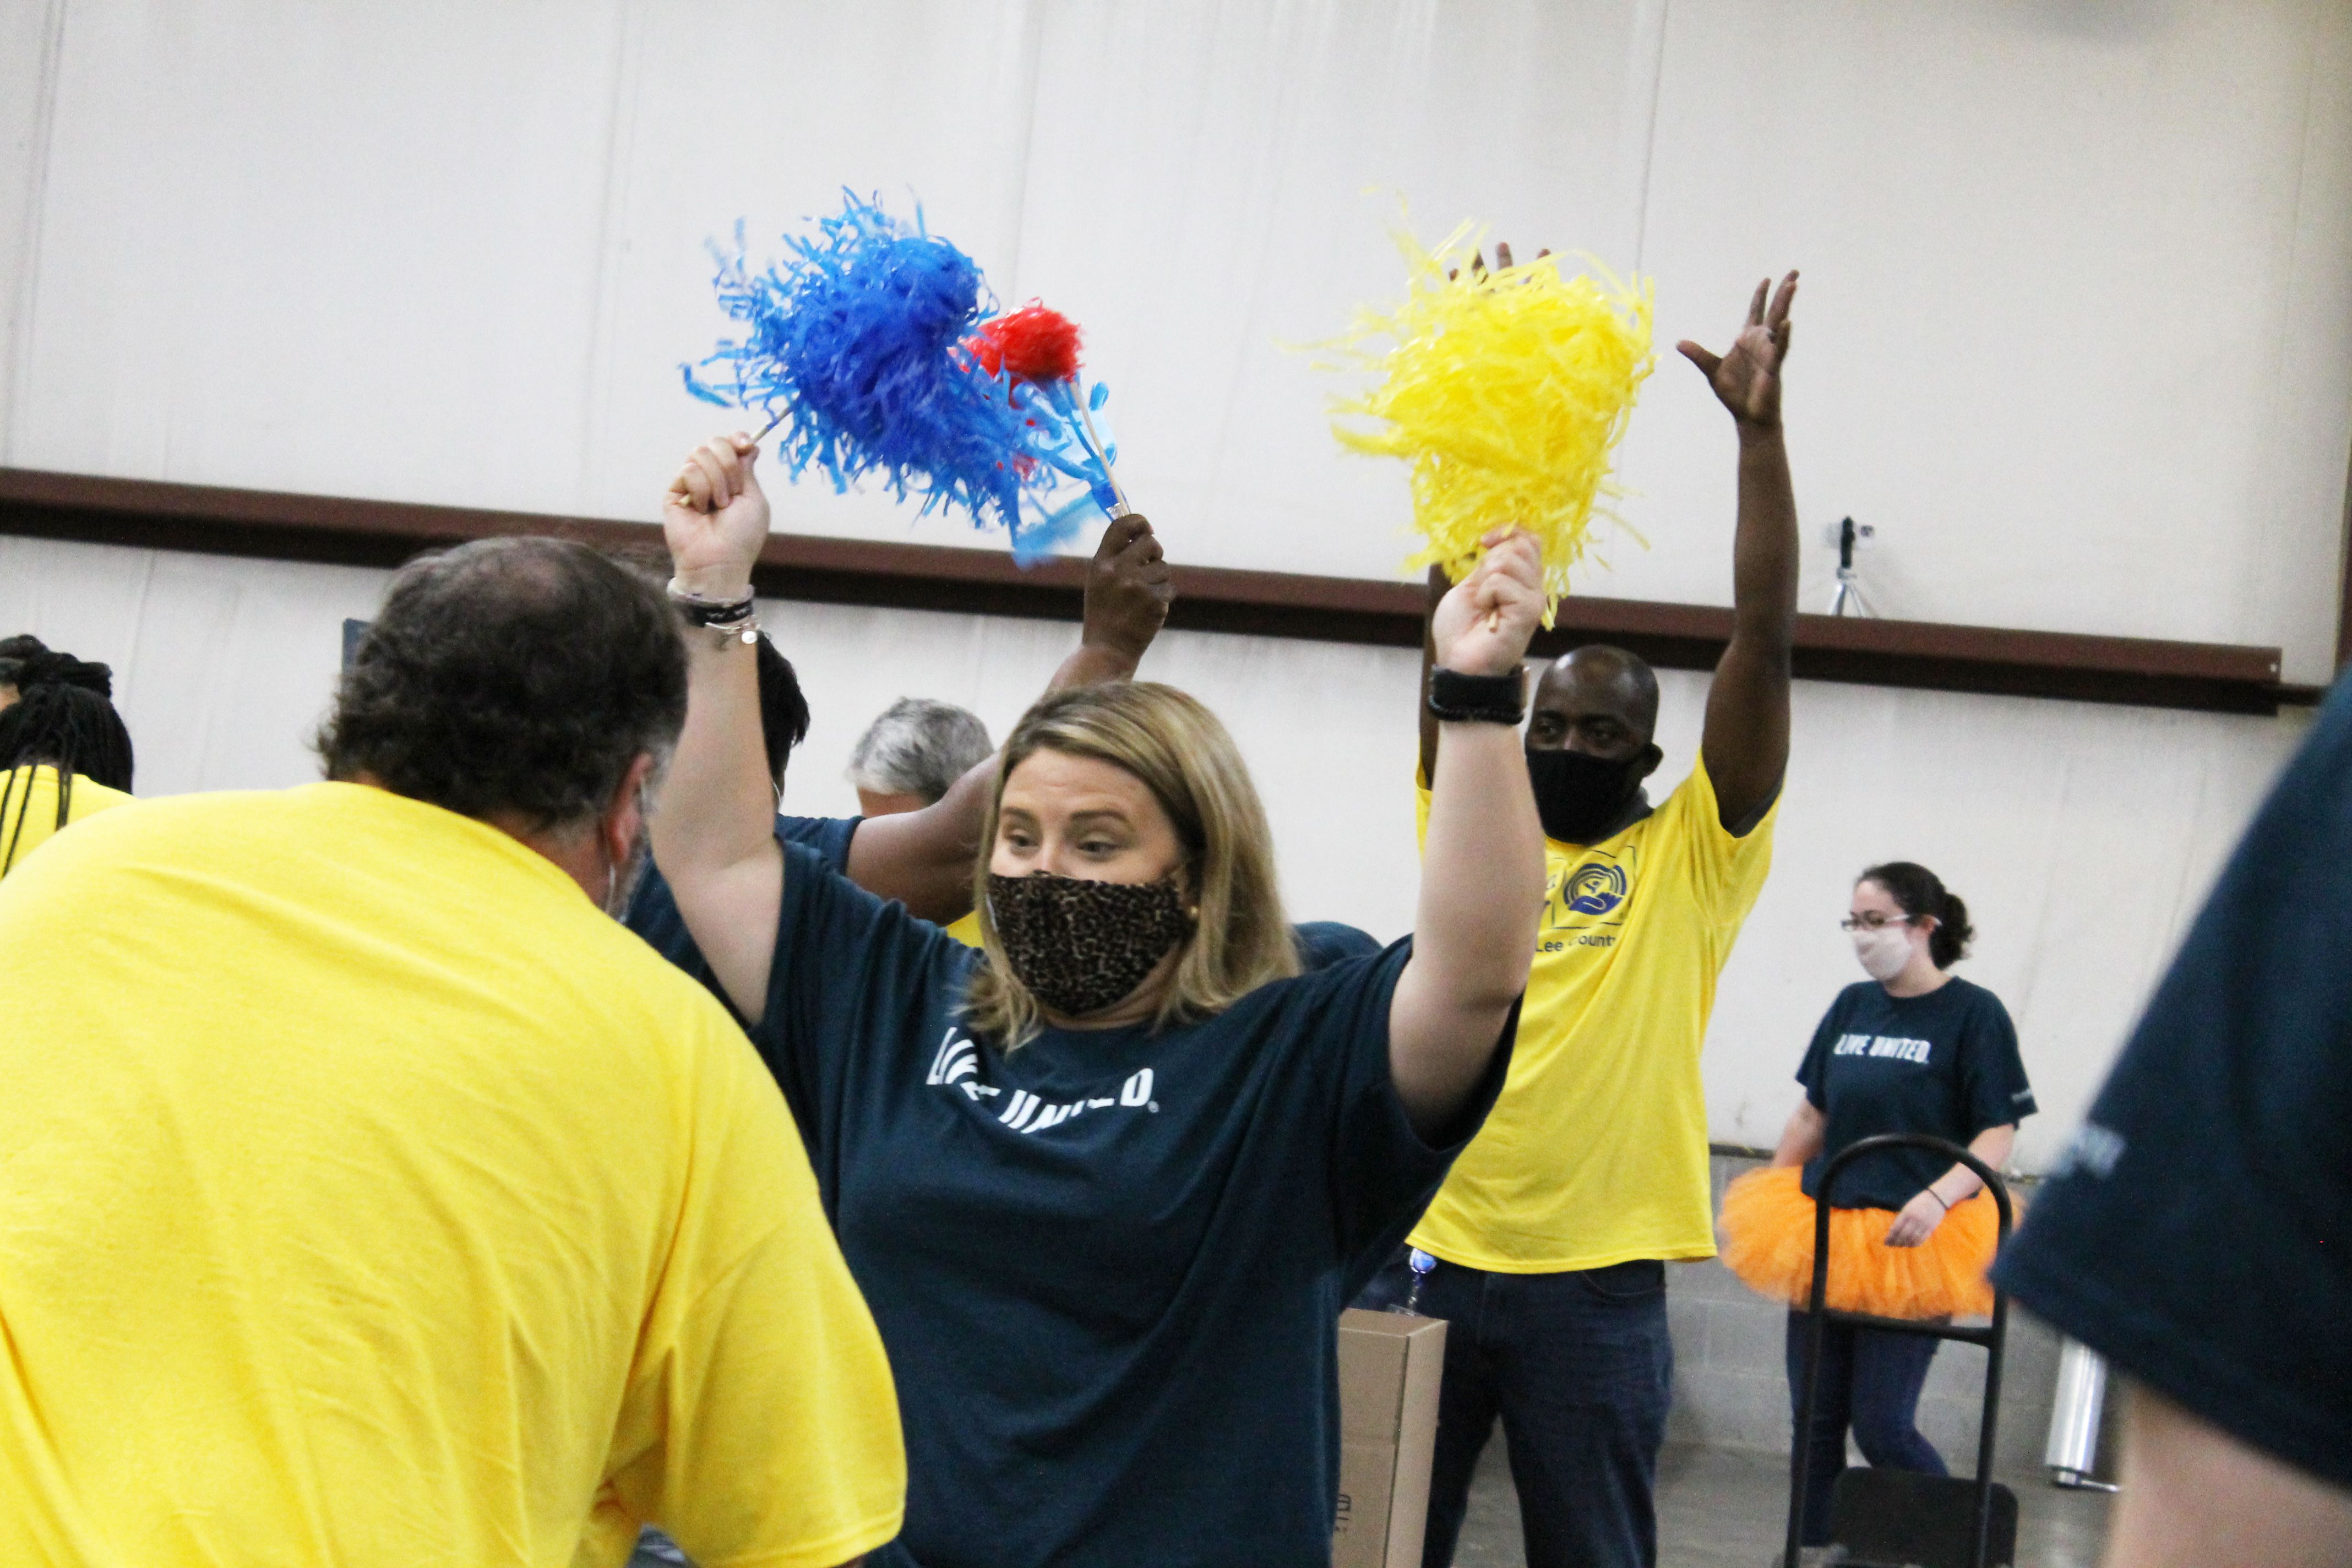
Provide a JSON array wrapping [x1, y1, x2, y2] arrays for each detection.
[[1718, 1164, 1996, 1320]]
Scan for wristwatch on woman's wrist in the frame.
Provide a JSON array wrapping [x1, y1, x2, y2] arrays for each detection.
[[1426, 666, 1526, 725]]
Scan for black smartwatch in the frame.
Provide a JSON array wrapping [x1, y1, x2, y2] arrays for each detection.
[[1426, 666, 1526, 725]]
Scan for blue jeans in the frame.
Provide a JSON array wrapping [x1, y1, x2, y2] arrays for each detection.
[[1784, 1310, 1948, 1545], [1358, 1253, 1672, 1568]]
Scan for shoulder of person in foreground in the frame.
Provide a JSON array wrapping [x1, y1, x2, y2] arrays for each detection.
[[1992, 674, 2352, 1497], [0, 783, 248, 895], [2096, 1385, 2352, 1568]]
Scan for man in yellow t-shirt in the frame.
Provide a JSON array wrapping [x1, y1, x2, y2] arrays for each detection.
[[1360, 273, 1803, 1568], [0, 538, 904, 1567]]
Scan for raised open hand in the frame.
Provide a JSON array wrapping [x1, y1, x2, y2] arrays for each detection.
[[1081, 514, 1174, 670], [1431, 529, 1543, 679], [1678, 272, 1798, 429], [662, 433, 770, 598]]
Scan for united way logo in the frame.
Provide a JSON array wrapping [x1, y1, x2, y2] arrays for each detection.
[[924, 1028, 1159, 1134], [1565, 863, 1627, 916]]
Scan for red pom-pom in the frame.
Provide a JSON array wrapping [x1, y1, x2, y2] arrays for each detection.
[[967, 302, 1082, 384]]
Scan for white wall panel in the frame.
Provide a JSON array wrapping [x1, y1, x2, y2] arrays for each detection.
[[0, 0, 68, 445], [10, 3, 631, 507], [1006, 0, 1653, 581], [0, 532, 2310, 1167], [1619, 0, 2352, 680]]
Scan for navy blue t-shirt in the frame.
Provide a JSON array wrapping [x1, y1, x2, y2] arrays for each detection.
[[756, 843, 1512, 1568], [1293, 919, 1382, 971], [1796, 977, 2035, 1212], [624, 812, 858, 983], [1992, 676, 2352, 1491]]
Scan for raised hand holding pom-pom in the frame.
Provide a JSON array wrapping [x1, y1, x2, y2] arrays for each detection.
[[1432, 528, 1544, 680], [663, 433, 770, 601]]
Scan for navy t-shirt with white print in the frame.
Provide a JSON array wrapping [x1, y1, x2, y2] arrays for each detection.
[[757, 842, 1513, 1568], [1796, 976, 2035, 1212], [624, 811, 857, 984]]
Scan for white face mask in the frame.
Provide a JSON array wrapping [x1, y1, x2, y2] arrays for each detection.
[[1851, 924, 1913, 983]]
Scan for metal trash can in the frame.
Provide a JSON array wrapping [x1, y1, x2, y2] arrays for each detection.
[[2043, 1338, 2119, 1491]]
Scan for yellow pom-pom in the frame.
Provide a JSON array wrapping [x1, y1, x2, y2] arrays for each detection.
[[1324, 224, 1653, 619]]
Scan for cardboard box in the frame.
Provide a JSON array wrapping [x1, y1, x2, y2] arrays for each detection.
[[1333, 1308, 1448, 1568]]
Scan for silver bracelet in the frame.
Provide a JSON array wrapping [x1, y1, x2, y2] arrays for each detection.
[[667, 579, 760, 646]]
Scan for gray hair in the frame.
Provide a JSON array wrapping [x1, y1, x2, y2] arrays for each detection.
[[846, 696, 994, 804]]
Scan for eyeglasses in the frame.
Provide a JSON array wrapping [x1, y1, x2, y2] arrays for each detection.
[[1839, 912, 1917, 932]]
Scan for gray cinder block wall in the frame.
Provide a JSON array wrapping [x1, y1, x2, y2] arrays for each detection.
[[1667, 1150, 2066, 1483]]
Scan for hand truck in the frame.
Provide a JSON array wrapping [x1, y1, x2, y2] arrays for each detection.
[[1781, 1134, 2017, 1568]]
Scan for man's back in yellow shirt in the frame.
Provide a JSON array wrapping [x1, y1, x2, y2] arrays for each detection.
[[0, 783, 904, 1566]]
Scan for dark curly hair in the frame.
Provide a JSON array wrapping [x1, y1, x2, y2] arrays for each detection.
[[316, 538, 686, 830], [1859, 860, 1973, 969]]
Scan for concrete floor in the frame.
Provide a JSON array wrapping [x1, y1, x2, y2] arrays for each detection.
[[1450, 1439, 2113, 1568]]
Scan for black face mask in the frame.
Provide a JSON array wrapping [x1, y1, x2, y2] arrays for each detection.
[[987, 870, 1195, 1017], [1526, 748, 1646, 845]]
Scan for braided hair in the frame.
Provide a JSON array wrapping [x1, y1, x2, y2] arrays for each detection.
[[0, 637, 135, 873]]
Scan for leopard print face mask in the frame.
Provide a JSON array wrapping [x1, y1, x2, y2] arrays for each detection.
[[987, 869, 1195, 1018]]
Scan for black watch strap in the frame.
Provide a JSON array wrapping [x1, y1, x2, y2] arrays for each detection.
[[1427, 666, 1526, 725]]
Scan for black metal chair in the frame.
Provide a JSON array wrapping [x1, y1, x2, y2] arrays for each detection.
[[1781, 1134, 2018, 1568]]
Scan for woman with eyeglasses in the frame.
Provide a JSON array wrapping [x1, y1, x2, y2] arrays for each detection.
[[1719, 861, 2035, 1545]]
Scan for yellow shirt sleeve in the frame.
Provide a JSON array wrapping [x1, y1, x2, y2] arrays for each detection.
[[943, 910, 984, 949], [1655, 750, 1778, 924], [603, 1006, 906, 1568]]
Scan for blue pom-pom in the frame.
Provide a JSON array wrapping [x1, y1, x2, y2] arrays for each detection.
[[683, 193, 1110, 560]]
